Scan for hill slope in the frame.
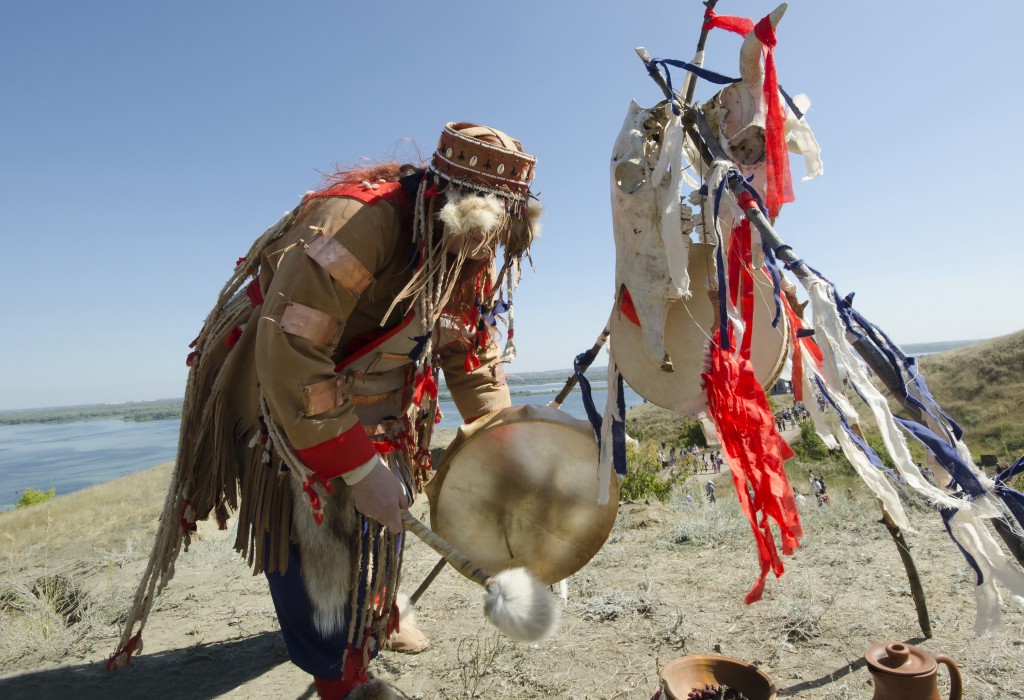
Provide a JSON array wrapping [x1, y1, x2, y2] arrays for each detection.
[[918, 328, 1024, 460]]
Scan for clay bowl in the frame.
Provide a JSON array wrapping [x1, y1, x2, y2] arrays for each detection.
[[659, 655, 777, 700]]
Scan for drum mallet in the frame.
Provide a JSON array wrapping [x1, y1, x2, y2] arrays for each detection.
[[401, 511, 559, 642]]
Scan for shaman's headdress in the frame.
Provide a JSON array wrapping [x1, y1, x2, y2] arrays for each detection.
[[390, 122, 543, 364]]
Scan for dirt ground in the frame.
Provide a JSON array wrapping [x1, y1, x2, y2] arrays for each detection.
[[1, 450, 1023, 699]]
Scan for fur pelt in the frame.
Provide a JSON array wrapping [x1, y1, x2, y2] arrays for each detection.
[[291, 480, 358, 636], [439, 191, 506, 237], [348, 679, 397, 700], [439, 189, 543, 249]]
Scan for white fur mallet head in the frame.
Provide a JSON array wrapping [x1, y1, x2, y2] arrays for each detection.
[[482, 567, 560, 642]]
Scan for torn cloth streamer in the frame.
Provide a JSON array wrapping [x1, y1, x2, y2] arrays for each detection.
[[703, 328, 802, 603]]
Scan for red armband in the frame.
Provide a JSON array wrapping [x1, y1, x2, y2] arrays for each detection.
[[294, 423, 377, 480]]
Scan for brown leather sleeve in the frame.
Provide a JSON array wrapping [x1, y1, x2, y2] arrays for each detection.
[[438, 329, 511, 423], [255, 198, 400, 458]]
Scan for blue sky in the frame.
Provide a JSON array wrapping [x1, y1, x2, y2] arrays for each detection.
[[2, 1, 1022, 411]]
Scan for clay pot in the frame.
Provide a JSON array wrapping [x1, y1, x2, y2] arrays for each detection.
[[865, 642, 962, 700], [659, 655, 776, 700]]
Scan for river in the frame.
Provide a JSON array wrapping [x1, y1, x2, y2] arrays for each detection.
[[0, 383, 642, 511]]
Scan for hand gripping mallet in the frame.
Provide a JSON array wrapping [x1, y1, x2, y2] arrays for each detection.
[[401, 511, 559, 642]]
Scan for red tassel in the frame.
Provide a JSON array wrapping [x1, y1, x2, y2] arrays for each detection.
[[245, 278, 264, 307], [464, 351, 481, 372], [754, 15, 794, 218], [105, 630, 143, 672], [214, 502, 229, 530], [412, 371, 438, 407], [224, 326, 243, 350], [371, 439, 397, 455]]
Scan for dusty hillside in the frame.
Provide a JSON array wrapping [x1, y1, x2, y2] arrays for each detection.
[[1, 455, 1022, 699], [918, 328, 1024, 461]]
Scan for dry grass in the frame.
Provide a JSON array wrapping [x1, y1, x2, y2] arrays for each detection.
[[1, 456, 1023, 698]]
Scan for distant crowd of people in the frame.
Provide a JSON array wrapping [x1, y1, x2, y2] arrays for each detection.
[[657, 442, 724, 476], [775, 401, 810, 431]]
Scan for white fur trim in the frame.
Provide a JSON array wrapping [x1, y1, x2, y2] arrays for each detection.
[[439, 191, 505, 237]]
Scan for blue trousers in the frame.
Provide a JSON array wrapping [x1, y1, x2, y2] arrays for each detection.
[[264, 538, 371, 679]]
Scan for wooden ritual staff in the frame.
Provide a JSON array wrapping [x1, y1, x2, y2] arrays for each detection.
[[634, 11, 936, 636]]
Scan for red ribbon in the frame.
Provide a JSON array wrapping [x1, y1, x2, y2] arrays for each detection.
[[753, 15, 794, 218], [703, 328, 802, 604], [703, 8, 754, 35], [781, 293, 823, 402], [412, 371, 438, 407]]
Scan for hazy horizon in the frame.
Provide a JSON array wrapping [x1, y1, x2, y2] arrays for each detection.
[[0, 337, 990, 414]]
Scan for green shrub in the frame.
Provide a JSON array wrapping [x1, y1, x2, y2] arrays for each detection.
[[626, 404, 706, 449], [791, 419, 831, 462], [16, 487, 55, 509], [621, 441, 676, 502]]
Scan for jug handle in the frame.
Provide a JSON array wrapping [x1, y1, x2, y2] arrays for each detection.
[[934, 654, 962, 700]]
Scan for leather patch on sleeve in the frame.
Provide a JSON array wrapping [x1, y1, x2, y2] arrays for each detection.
[[304, 233, 374, 295], [302, 376, 344, 417], [281, 302, 343, 346]]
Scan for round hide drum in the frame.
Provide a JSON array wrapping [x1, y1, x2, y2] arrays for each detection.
[[610, 242, 790, 416], [425, 404, 618, 584]]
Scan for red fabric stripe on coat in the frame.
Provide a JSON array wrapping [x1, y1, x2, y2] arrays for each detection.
[[294, 423, 378, 480]]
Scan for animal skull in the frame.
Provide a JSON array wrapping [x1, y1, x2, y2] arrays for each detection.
[[610, 99, 691, 367]]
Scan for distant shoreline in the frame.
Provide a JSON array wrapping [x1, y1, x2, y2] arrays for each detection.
[[0, 338, 984, 423]]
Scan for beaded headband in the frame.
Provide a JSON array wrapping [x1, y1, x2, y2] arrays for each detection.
[[430, 122, 537, 201]]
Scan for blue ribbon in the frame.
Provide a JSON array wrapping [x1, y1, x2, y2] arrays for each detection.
[[408, 332, 431, 361], [483, 299, 510, 327], [612, 372, 627, 476], [574, 350, 604, 443], [814, 376, 900, 481], [712, 176, 731, 351], [940, 506, 984, 585], [994, 453, 1024, 530], [893, 417, 987, 499], [572, 351, 628, 477]]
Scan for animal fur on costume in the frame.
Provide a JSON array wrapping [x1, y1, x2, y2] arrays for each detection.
[[347, 679, 398, 700], [290, 476, 358, 636], [439, 188, 542, 253]]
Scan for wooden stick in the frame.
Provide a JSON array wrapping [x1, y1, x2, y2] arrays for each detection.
[[878, 499, 932, 638], [551, 323, 611, 408], [409, 556, 448, 606], [402, 511, 492, 588], [683, 0, 721, 105]]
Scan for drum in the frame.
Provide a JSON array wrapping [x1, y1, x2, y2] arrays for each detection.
[[610, 242, 790, 416], [425, 404, 619, 584]]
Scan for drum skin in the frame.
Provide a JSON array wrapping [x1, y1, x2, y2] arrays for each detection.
[[610, 242, 790, 416], [425, 404, 619, 584]]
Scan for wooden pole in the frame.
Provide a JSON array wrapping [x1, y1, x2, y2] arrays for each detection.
[[403, 512, 492, 587], [878, 499, 932, 638], [633, 49, 937, 638], [551, 323, 611, 408]]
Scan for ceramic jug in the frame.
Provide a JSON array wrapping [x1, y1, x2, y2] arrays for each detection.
[[864, 642, 962, 700]]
